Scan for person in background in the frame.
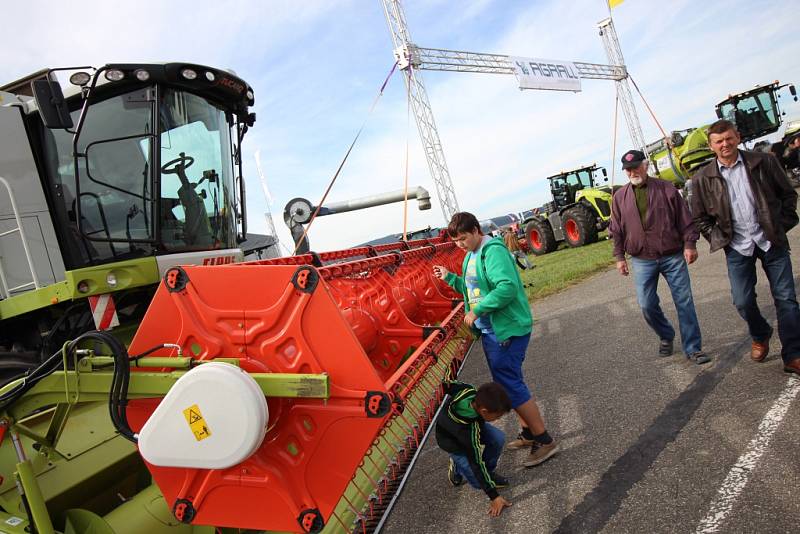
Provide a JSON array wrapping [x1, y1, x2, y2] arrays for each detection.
[[609, 149, 710, 365], [504, 228, 533, 270]]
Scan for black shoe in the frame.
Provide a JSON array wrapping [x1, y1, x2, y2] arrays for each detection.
[[447, 458, 464, 487], [688, 351, 711, 365], [659, 339, 674, 357], [491, 473, 509, 488]]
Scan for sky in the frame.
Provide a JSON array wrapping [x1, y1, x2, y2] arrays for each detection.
[[4, 0, 800, 252]]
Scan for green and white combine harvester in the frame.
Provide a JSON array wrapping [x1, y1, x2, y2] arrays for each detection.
[[0, 62, 475, 534], [647, 81, 798, 186], [0, 63, 255, 533]]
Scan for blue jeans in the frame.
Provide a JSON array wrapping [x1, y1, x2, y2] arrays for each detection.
[[481, 332, 532, 408], [450, 423, 505, 489], [725, 245, 800, 363], [630, 252, 702, 355]]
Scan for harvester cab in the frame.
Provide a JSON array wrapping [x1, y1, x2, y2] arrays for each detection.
[[522, 164, 611, 255], [715, 81, 797, 143], [0, 64, 253, 372]]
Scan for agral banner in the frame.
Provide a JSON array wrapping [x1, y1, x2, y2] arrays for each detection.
[[510, 56, 582, 92]]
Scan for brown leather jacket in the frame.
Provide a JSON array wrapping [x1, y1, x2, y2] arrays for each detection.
[[690, 150, 798, 253]]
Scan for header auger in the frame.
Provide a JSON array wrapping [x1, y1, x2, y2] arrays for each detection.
[[0, 236, 473, 534]]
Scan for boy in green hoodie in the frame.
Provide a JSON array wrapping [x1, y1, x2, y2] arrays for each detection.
[[433, 212, 558, 468]]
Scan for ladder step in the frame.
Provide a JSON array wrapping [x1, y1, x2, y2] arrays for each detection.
[[8, 282, 35, 292], [0, 227, 21, 238]]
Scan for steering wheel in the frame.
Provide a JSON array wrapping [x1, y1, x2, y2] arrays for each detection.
[[161, 152, 195, 175]]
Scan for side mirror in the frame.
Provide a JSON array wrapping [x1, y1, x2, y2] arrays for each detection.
[[31, 79, 74, 129], [790, 84, 797, 102], [601, 168, 608, 177]]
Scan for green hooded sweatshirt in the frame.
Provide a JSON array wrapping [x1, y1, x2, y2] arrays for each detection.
[[444, 237, 533, 341]]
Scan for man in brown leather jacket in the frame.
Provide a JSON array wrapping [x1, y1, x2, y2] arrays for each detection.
[[690, 119, 800, 375]]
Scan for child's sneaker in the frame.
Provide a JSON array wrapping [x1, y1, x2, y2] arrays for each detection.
[[447, 458, 464, 486], [523, 440, 559, 467]]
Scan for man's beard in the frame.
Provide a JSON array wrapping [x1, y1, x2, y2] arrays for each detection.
[[629, 175, 644, 186]]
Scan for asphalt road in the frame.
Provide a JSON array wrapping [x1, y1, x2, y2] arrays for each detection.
[[380, 224, 800, 534]]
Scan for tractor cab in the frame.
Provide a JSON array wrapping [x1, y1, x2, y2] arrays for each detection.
[[546, 164, 608, 210], [715, 81, 797, 143]]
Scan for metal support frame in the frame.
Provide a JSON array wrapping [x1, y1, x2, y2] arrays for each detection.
[[598, 17, 648, 155], [381, 1, 646, 219], [403, 45, 626, 81], [383, 0, 461, 221]]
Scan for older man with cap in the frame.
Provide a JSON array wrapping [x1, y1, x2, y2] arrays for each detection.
[[610, 149, 710, 364]]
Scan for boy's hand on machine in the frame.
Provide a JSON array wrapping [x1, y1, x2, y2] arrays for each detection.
[[433, 265, 449, 280], [488, 496, 512, 517], [464, 311, 478, 327]]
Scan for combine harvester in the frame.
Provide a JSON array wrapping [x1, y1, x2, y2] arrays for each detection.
[[647, 81, 797, 185], [0, 64, 472, 533]]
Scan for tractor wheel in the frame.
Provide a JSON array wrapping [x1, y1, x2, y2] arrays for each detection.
[[562, 205, 599, 247], [525, 219, 557, 255]]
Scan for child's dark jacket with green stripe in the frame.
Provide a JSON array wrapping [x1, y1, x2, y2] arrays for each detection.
[[435, 381, 499, 500]]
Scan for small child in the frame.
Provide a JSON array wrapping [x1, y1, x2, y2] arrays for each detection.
[[503, 229, 533, 270], [435, 381, 513, 517]]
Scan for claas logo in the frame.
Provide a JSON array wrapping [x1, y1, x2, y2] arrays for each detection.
[[202, 255, 235, 266]]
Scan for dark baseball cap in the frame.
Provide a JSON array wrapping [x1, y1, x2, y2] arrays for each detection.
[[621, 149, 646, 169]]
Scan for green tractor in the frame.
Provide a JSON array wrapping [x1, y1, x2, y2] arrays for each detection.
[[648, 81, 797, 185], [523, 164, 612, 255]]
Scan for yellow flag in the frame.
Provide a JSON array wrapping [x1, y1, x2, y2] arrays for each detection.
[[608, 0, 625, 7]]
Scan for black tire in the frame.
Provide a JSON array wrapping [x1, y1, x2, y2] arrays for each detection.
[[525, 219, 557, 255], [562, 205, 598, 247]]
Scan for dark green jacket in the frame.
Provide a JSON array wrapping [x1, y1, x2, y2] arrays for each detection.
[[434, 381, 499, 500], [444, 237, 533, 341]]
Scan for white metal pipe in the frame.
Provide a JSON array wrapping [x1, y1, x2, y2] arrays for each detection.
[[323, 186, 431, 214]]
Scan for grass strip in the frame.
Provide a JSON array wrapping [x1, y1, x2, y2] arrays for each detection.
[[519, 234, 615, 302]]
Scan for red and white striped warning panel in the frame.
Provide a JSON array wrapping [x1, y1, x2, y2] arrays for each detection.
[[89, 294, 120, 331]]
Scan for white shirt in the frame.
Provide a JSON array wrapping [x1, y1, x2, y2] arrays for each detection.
[[718, 153, 770, 256]]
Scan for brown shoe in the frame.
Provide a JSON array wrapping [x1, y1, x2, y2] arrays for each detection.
[[751, 333, 772, 362], [784, 359, 800, 376]]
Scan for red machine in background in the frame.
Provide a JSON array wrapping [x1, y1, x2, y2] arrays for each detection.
[[125, 237, 471, 533]]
